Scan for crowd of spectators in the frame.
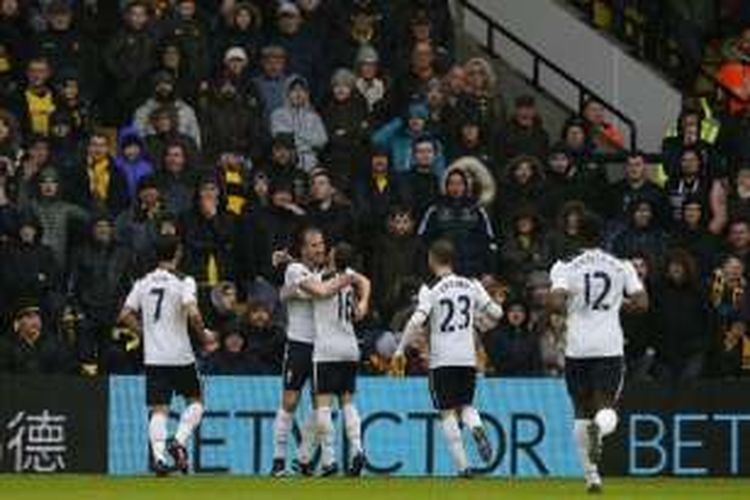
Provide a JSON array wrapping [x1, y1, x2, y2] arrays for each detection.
[[1, 0, 749, 383]]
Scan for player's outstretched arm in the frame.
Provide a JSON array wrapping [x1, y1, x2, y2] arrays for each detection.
[[298, 273, 353, 299]]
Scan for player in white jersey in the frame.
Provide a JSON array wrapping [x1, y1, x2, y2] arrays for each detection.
[[271, 227, 355, 477], [392, 240, 504, 477], [311, 242, 371, 477], [117, 235, 214, 476], [548, 212, 648, 494]]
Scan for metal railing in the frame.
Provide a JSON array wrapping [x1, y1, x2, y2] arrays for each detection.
[[460, 0, 638, 151]]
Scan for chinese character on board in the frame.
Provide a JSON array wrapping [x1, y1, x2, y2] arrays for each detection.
[[5, 410, 67, 472]]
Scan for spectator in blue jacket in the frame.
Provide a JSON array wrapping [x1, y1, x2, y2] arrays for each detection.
[[114, 127, 154, 203]]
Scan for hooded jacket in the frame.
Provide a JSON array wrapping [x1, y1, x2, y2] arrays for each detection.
[[270, 75, 328, 172], [115, 127, 155, 202]]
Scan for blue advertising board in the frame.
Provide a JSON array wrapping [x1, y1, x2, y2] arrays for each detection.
[[109, 376, 580, 477]]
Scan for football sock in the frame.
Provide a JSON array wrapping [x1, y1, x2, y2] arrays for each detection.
[[441, 413, 469, 472], [273, 408, 292, 460], [574, 419, 597, 475], [175, 402, 204, 447], [297, 411, 317, 464], [149, 412, 168, 464], [316, 406, 335, 467], [343, 403, 363, 456], [460, 406, 483, 430]]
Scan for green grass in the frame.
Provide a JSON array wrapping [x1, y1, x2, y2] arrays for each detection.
[[0, 476, 749, 500]]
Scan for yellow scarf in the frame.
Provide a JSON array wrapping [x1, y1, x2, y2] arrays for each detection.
[[25, 89, 55, 136], [373, 172, 388, 193], [225, 169, 245, 215], [206, 254, 219, 286], [88, 157, 111, 203]]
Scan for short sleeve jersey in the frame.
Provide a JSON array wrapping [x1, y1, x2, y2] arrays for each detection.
[[312, 269, 360, 363], [550, 249, 644, 358], [124, 269, 197, 366], [284, 262, 318, 344], [415, 274, 496, 369]]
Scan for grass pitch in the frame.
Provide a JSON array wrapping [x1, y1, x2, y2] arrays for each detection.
[[0, 476, 748, 500]]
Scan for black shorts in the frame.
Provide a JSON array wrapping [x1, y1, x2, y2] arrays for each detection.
[[314, 362, 358, 395], [282, 340, 314, 391], [565, 356, 625, 405], [145, 364, 202, 406], [429, 366, 476, 410]]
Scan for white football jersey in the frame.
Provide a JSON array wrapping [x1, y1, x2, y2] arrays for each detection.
[[550, 248, 644, 358], [124, 269, 197, 366], [284, 262, 317, 344], [312, 270, 360, 363], [415, 274, 496, 369]]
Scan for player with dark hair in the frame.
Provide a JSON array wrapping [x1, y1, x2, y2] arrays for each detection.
[[392, 239, 504, 477], [309, 242, 371, 476], [118, 235, 214, 476], [547, 211, 648, 493], [270, 227, 355, 476]]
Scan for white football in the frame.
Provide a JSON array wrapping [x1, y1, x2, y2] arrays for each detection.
[[595, 408, 619, 435]]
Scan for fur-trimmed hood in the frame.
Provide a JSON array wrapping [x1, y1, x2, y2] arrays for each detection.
[[441, 156, 496, 207]]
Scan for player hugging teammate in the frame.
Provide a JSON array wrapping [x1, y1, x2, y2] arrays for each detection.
[[271, 227, 371, 477]]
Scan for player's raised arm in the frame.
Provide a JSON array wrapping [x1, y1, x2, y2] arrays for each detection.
[[350, 271, 372, 321]]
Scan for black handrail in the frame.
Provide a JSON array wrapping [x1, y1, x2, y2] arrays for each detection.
[[460, 0, 638, 151]]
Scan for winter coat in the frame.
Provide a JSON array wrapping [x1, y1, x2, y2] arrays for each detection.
[[500, 118, 550, 163], [372, 118, 446, 175], [70, 239, 133, 315], [267, 30, 325, 98], [397, 169, 440, 223], [306, 201, 355, 247], [29, 197, 89, 268], [484, 324, 542, 377], [0, 330, 76, 375], [653, 282, 709, 363], [68, 155, 130, 217], [270, 76, 328, 172], [370, 232, 426, 319], [180, 209, 236, 287], [133, 99, 202, 149], [322, 94, 371, 190], [114, 129, 155, 202]]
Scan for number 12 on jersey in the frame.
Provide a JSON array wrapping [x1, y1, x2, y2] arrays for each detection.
[[584, 272, 611, 311]]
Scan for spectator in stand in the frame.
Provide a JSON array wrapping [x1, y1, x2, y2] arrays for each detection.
[[621, 253, 657, 381], [725, 218, 750, 269], [215, 44, 263, 108], [16, 136, 54, 207], [496, 155, 545, 223], [268, 1, 324, 99], [370, 206, 425, 321], [69, 213, 134, 374], [70, 133, 129, 216], [611, 199, 670, 264], [156, 142, 197, 216], [373, 101, 445, 175], [102, 0, 157, 124], [212, 1, 263, 73], [353, 147, 401, 245], [547, 200, 589, 261], [540, 146, 583, 220], [582, 98, 625, 152], [500, 208, 553, 287], [265, 133, 308, 197], [9, 57, 56, 137], [537, 311, 566, 377], [330, 0, 389, 71], [460, 57, 506, 138], [709, 255, 748, 378], [727, 165, 750, 222], [423, 78, 455, 145], [48, 110, 84, 177], [483, 299, 542, 377], [28, 167, 88, 269], [143, 106, 199, 171], [199, 73, 265, 165], [215, 152, 253, 217], [155, 39, 199, 106], [392, 41, 439, 111], [0, 211, 63, 321], [53, 70, 93, 140], [133, 71, 202, 149], [665, 147, 712, 226], [253, 45, 289, 120], [395, 9, 452, 78], [500, 95, 550, 163], [393, 0, 455, 62], [717, 26, 750, 117], [662, 107, 721, 182], [180, 176, 236, 295], [0, 109, 22, 160], [114, 175, 165, 274], [608, 152, 668, 227], [159, 0, 211, 91], [653, 249, 708, 384], [419, 159, 497, 277], [354, 45, 390, 127], [204, 326, 255, 375], [322, 68, 371, 192], [561, 116, 595, 168], [672, 196, 722, 279], [115, 128, 155, 204], [397, 137, 441, 221], [0, 300, 75, 374], [270, 75, 328, 172], [449, 110, 495, 170], [35, 1, 90, 90], [306, 169, 355, 246], [243, 300, 284, 374]]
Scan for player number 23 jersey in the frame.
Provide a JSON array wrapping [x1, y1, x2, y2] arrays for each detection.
[[550, 249, 644, 358], [416, 274, 496, 369]]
